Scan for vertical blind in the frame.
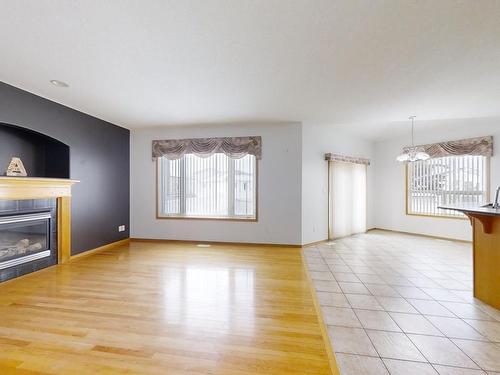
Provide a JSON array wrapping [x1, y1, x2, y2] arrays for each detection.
[[158, 153, 256, 218], [329, 161, 367, 239], [407, 155, 488, 217]]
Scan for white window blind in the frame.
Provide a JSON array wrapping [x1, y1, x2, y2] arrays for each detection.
[[407, 155, 488, 217], [329, 161, 367, 239], [158, 153, 256, 219]]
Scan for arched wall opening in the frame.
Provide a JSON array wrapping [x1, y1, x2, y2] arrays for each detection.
[[0, 123, 70, 178]]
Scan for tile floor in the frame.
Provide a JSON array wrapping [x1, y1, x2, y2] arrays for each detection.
[[304, 230, 500, 375]]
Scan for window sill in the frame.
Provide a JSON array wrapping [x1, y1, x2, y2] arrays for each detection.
[[406, 213, 468, 221], [156, 215, 257, 222]]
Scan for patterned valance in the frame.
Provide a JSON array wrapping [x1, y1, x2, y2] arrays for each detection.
[[419, 136, 493, 158], [325, 153, 371, 166], [152, 136, 262, 160]]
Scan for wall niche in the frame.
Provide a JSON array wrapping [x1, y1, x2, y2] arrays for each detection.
[[0, 123, 70, 178]]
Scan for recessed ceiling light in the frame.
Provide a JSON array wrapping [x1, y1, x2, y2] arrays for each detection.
[[50, 80, 69, 88], [196, 244, 211, 248]]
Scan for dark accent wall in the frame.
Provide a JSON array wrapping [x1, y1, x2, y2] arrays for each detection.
[[0, 82, 130, 255]]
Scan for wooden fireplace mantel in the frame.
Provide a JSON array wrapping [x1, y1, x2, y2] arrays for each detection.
[[0, 177, 79, 264]]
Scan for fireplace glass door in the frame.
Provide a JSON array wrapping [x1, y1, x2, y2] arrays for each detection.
[[0, 212, 51, 268]]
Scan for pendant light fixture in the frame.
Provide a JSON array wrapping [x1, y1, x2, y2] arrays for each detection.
[[396, 116, 430, 162]]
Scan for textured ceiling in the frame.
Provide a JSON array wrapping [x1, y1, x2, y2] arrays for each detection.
[[1, 0, 499, 138]]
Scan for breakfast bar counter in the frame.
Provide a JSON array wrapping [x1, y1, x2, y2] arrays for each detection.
[[440, 204, 500, 309]]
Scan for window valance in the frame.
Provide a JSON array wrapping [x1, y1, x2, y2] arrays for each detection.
[[325, 153, 371, 166], [418, 136, 493, 158], [152, 136, 262, 160]]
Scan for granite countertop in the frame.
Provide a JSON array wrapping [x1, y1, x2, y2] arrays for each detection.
[[439, 204, 500, 217]]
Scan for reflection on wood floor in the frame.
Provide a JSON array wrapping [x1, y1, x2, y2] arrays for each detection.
[[0, 240, 333, 374]]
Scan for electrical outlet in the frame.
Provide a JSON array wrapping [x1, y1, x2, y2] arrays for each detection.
[[118, 225, 126, 232]]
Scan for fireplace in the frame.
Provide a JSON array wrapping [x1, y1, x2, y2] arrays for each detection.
[[0, 199, 57, 282], [0, 177, 77, 278]]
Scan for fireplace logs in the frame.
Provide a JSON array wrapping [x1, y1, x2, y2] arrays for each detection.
[[0, 238, 44, 259]]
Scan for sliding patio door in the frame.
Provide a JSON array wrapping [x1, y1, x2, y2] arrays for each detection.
[[328, 161, 367, 239]]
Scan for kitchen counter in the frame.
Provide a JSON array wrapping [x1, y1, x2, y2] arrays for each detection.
[[439, 203, 500, 217], [440, 204, 500, 310]]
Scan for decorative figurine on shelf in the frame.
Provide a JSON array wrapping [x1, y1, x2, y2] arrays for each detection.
[[6, 157, 27, 177]]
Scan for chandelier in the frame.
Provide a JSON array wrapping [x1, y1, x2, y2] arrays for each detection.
[[396, 116, 430, 162]]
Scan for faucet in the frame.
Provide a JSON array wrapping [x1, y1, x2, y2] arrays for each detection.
[[494, 186, 500, 209]]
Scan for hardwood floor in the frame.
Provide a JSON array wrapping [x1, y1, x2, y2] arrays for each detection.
[[0, 241, 334, 374]]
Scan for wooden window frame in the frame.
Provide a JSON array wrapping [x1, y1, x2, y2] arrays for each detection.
[[405, 156, 490, 220], [156, 156, 259, 222]]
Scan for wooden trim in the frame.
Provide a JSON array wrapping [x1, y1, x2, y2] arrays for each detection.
[[69, 238, 131, 262], [155, 157, 259, 222], [0, 177, 78, 200], [255, 158, 259, 221], [406, 212, 469, 221], [300, 251, 340, 375], [155, 215, 257, 222], [130, 238, 301, 248], [486, 156, 491, 202], [370, 227, 472, 244], [57, 196, 72, 263]]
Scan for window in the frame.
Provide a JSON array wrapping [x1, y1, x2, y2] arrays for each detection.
[[328, 161, 367, 239], [407, 155, 489, 218], [157, 153, 257, 220]]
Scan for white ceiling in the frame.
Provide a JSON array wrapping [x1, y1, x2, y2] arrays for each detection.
[[1, 0, 499, 138]]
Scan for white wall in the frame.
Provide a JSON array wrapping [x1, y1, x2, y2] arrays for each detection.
[[374, 117, 500, 241], [301, 123, 375, 245], [131, 117, 498, 245], [130, 122, 303, 245]]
